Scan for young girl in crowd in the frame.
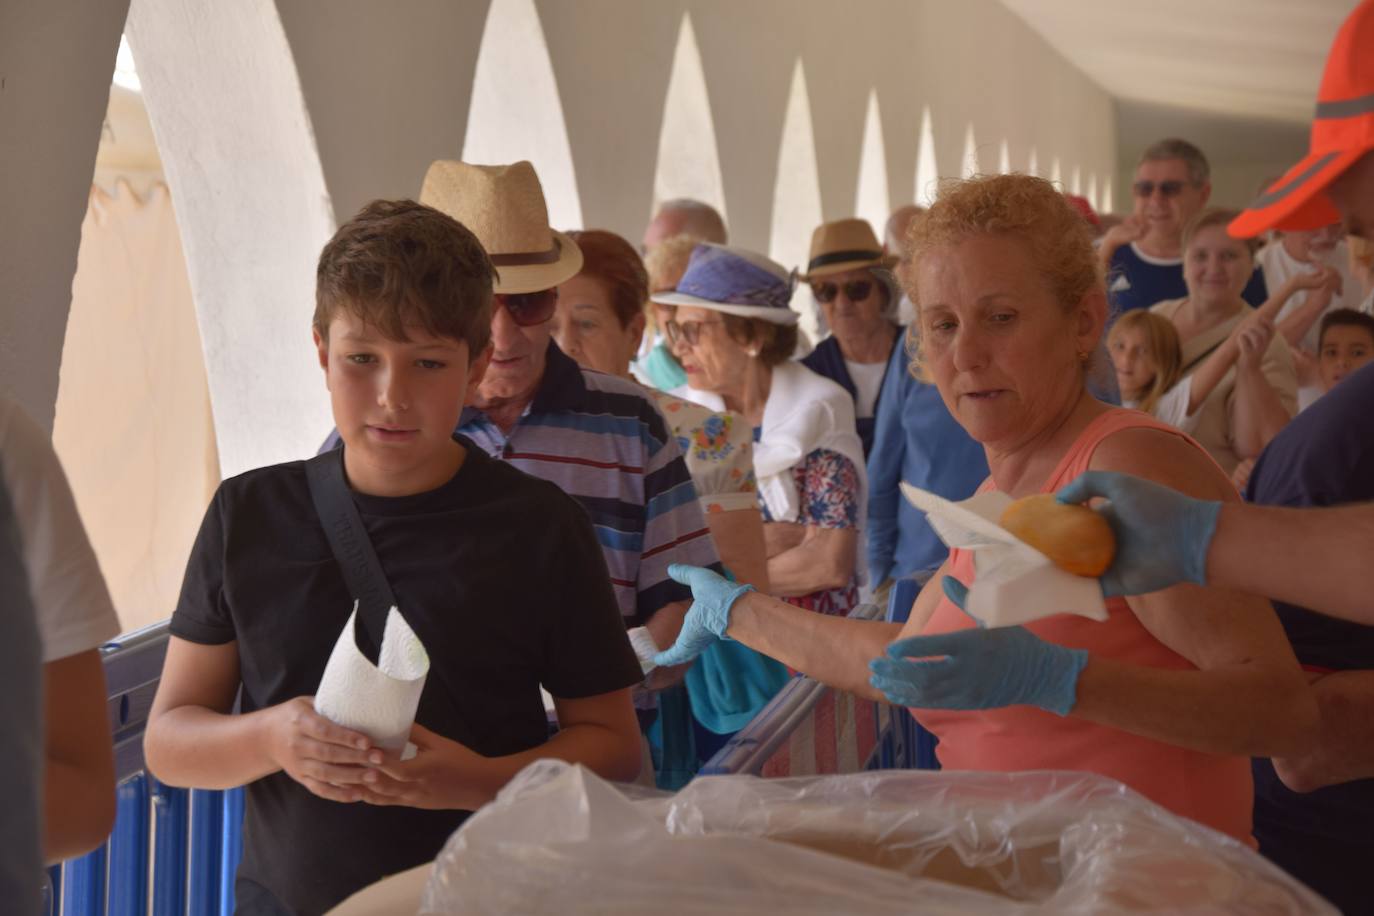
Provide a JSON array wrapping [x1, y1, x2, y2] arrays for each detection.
[[1109, 308, 1276, 434]]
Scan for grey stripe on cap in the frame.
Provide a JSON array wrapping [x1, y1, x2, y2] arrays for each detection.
[[1247, 151, 1339, 209], [1315, 90, 1374, 120]]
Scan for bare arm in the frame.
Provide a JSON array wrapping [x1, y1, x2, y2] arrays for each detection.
[[144, 638, 376, 792], [1229, 334, 1294, 459], [642, 599, 692, 689], [766, 526, 857, 597], [707, 507, 769, 591], [725, 591, 902, 700], [1068, 430, 1318, 757], [723, 559, 950, 700], [1272, 670, 1374, 792], [762, 521, 805, 557], [43, 650, 114, 863], [1208, 501, 1374, 624]]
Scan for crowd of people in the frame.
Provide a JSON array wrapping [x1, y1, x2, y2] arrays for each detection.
[[3, 3, 1372, 914]]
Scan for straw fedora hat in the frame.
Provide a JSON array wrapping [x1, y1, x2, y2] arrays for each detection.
[[800, 218, 897, 281], [419, 160, 583, 294]]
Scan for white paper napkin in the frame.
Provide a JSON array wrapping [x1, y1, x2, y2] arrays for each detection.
[[315, 603, 430, 756], [900, 482, 1108, 628]]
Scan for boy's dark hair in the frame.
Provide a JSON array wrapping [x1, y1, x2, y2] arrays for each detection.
[[315, 199, 497, 353], [1319, 308, 1374, 347]]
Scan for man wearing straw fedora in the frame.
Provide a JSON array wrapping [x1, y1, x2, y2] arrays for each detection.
[[420, 161, 721, 733], [798, 218, 902, 457]]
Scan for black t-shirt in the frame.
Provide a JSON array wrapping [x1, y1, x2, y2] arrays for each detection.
[[171, 438, 642, 915], [1245, 362, 1374, 852]]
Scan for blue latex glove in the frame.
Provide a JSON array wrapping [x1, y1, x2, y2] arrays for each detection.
[[651, 564, 755, 667], [1056, 470, 1221, 598], [868, 578, 1089, 716]]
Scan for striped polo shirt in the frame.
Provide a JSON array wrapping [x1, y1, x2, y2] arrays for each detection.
[[458, 342, 720, 625]]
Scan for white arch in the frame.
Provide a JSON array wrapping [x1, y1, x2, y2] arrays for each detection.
[[462, 0, 582, 229], [998, 139, 1012, 175], [961, 123, 979, 179], [769, 59, 824, 344], [1027, 147, 1039, 178], [1070, 165, 1082, 196], [1087, 174, 1099, 210], [651, 11, 727, 221], [854, 89, 890, 237], [1103, 178, 1115, 215], [914, 106, 939, 207], [126, 0, 336, 477], [1050, 157, 1063, 188]]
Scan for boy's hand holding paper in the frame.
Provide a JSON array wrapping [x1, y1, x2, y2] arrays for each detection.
[[314, 603, 430, 761]]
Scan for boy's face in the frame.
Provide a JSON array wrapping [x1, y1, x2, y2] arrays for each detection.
[[315, 312, 491, 496], [1319, 325, 1374, 392]]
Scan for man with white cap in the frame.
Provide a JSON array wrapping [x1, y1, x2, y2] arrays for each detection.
[[418, 162, 721, 728], [1058, 5, 1374, 907]]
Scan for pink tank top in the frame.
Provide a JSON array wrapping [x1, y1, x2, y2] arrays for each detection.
[[915, 408, 1255, 844]]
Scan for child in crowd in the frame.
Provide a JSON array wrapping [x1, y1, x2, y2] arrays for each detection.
[[143, 200, 643, 914], [1317, 309, 1374, 393], [1109, 307, 1277, 434]]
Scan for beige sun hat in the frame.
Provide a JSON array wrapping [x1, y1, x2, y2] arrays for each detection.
[[419, 160, 583, 294], [800, 218, 898, 281]]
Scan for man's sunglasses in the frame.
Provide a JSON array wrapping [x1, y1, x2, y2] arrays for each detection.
[[811, 279, 874, 303], [1132, 180, 1187, 199], [664, 317, 722, 347], [495, 289, 558, 326]]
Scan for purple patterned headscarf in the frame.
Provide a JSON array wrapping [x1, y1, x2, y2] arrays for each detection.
[[674, 244, 796, 313]]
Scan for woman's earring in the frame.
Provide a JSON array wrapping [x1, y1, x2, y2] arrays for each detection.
[[747, 346, 760, 358]]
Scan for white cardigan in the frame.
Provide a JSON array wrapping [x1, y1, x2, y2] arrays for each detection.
[[753, 361, 868, 560]]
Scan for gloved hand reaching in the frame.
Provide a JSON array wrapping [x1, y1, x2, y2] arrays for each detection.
[[1056, 471, 1221, 597], [651, 564, 754, 667], [868, 578, 1089, 716]]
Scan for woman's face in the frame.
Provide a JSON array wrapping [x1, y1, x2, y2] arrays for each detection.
[[552, 274, 643, 377], [1184, 224, 1252, 307], [914, 234, 1101, 451], [1108, 325, 1157, 401], [813, 267, 890, 344], [669, 305, 753, 395]]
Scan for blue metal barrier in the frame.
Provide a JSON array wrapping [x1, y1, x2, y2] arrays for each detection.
[[48, 621, 245, 916]]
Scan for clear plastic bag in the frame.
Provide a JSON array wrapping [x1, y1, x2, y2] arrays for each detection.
[[421, 761, 1333, 914]]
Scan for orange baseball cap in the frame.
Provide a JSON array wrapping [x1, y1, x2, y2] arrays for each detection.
[[1230, 1, 1374, 238]]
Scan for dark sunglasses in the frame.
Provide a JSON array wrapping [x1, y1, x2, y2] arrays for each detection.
[[664, 317, 722, 347], [811, 279, 873, 303], [495, 289, 558, 326], [1132, 180, 1187, 199]]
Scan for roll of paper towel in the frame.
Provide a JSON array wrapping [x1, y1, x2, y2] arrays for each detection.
[[315, 602, 430, 754]]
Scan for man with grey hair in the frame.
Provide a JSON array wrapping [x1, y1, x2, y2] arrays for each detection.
[[1099, 137, 1267, 313], [642, 199, 727, 253]]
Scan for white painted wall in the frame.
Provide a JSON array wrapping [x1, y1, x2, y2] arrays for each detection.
[[127, 0, 337, 478], [0, 0, 130, 430]]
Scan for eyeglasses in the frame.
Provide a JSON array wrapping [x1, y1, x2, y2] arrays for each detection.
[[1132, 180, 1187, 199], [664, 318, 722, 347], [811, 279, 873, 303], [495, 289, 558, 326]]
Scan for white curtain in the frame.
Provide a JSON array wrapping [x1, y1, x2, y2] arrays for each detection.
[[53, 182, 219, 634]]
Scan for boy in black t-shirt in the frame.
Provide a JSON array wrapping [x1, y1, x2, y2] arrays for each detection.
[[143, 200, 644, 915]]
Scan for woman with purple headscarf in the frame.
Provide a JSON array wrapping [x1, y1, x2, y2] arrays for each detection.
[[652, 244, 866, 615]]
